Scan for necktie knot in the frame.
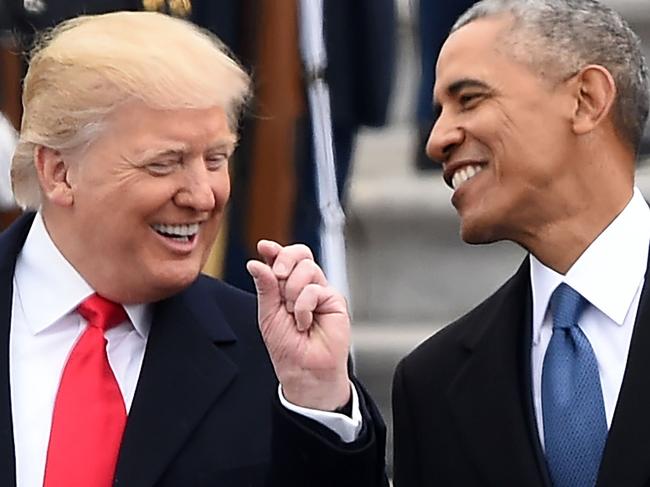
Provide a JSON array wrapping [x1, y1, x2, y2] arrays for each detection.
[[550, 283, 587, 330], [78, 294, 127, 332]]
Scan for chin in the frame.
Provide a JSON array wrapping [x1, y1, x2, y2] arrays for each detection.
[[168, 267, 202, 288], [151, 264, 203, 296], [459, 218, 502, 246]]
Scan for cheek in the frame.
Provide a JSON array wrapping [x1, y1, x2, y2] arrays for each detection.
[[465, 109, 514, 156], [212, 172, 231, 207], [202, 174, 230, 237], [486, 123, 538, 182]]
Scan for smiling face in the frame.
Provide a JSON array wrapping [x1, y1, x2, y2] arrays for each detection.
[[428, 16, 581, 246], [42, 101, 235, 303]]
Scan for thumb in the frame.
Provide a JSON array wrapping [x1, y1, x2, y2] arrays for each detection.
[[246, 260, 280, 304]]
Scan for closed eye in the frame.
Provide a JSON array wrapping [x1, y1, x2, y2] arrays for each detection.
[[459, 92, 484, 109], [145, 159, 180, 176], [205, 153, 229, 171]]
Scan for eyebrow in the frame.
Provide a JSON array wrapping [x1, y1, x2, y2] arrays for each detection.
[[447, 78, 492, 96], [432, 78, 493, 117], [134, 136, 238, 162], [135, 147, 186, 163], [206, 136, 238, 153]]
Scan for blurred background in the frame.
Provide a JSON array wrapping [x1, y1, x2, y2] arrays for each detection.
[[1, 0, 649, 477]]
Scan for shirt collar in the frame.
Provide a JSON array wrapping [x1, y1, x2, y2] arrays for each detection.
[[531, 187, 650, 344], [14, 212, 151, 337]]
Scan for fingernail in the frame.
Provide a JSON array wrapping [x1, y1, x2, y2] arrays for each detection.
[[245, 261, 259, 279]]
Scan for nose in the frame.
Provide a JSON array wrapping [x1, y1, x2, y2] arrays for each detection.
[[173, 162, 218, 212], [426, 111, 464, 165]]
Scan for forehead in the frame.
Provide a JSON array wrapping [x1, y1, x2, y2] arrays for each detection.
[[103, 101, 236, 148], [434, 16, 521, 99]]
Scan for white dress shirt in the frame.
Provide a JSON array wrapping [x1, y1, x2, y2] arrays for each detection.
[[10, 213, 361, 486], [10, 213, 150, 487], [530, 188, 650, 449]]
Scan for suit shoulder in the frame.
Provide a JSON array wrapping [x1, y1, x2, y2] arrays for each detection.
[[397, 265, 527, 375], [183, 274, 259, 339], [194, 273, 257, 308], [195, 273, 256, 301]]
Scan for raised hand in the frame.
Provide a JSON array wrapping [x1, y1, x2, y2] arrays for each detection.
[[246, 240, 351, 411]]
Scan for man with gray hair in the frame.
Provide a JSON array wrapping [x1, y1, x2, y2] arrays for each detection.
[[393, 0, 649, 486]]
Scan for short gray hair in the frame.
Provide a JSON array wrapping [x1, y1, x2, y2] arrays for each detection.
[[453, 0, 649, 152]]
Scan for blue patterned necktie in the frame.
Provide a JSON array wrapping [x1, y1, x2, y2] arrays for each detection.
[[542, 283, 607, 487]]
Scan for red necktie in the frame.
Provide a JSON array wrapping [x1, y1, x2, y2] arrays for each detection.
[[43, 294, 128, 487]]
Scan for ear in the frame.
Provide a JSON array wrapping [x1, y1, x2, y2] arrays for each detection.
[[571, 65, 617, 136], [34, 146, 74, 207]]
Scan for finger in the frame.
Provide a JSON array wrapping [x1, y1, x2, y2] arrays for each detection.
[[246, 260, 281, 317], [271, 243, 314, 279], [284, 259, 328, 312], [277, 277, 287, 303], [293, 283, 348, 332], [293, 284, 320, 332], [256, 239, 283, 267]]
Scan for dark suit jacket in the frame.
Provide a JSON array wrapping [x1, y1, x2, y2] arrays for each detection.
[[393, 257, 650, 487], [0, 213, 387, 486]]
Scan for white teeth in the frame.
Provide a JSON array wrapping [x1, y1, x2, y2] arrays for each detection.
[[451, 165, 483, 190], [152, 223, 200, 239], [452, 172, 461, 189]]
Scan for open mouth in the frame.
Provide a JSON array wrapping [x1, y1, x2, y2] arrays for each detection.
[[151, 222, 200, 243], [450, 164, 484, 190]]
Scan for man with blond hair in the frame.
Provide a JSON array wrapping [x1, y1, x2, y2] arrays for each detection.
[[3, 11, 386, 487]]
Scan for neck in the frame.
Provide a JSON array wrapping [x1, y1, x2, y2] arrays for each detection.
[[519, 138, 637, 273], [525, 185, 634, 274]]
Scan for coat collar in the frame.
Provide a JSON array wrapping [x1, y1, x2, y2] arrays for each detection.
[[114, 283, 239, 486], [446, 257, 551, 487], [0, 212, 37, 487], [596, 259, 650, 487], [0, 213, 241, 487], [448, 249, 650, 487]]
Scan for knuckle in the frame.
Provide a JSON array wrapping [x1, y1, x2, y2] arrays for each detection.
[[291, 243, 313, 259]]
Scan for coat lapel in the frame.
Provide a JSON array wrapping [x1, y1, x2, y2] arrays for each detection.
[[597, 260, 650, 487], [446, 259, 549, 487], [114, 284, 239, 487], [0, 213, 243, 487], [0, 213, 37, 487]]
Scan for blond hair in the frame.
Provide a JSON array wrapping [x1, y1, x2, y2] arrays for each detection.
[[13, 11, 251, 209]]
